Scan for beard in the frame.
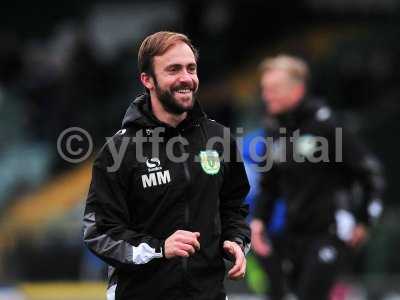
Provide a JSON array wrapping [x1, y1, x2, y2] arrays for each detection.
[[153, 76, 197, 115]]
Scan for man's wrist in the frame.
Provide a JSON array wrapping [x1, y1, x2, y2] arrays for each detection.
[[250, 219, 265, 234], [232, 237, 245, 252]]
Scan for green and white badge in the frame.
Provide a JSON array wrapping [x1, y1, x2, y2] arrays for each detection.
[[199, 150, 220, 175]]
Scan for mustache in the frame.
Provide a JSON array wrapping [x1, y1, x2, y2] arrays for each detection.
[[172, 83, 197, 91]]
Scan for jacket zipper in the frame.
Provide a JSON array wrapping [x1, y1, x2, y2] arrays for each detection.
[[177, 133, 191, 273]]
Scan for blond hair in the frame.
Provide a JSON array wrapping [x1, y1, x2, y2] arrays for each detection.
[[259, 54, 309, 83]]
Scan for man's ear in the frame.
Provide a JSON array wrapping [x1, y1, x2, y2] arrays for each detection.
[[140, 72, 154, 90], [292, 83, 305, 102]]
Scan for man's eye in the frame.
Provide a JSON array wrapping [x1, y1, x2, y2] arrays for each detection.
[[188, 66, 197, 73]]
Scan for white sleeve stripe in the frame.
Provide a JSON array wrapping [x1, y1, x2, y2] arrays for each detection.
[[244, 242, 251, 256], [335, 209, 356, 242], [106, 284, 116, 300], [132, 243, 163, 264], [83, 212, 162, 265]]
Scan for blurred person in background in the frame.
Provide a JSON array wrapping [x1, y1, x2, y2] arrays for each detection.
[[250, 55, 385, 300], [83, 31, 250, 300]]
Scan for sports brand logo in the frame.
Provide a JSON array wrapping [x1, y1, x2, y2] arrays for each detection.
[[146, 157, 162, 171]]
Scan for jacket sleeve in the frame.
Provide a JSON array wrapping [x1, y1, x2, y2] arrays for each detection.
[[338, 125, 385, 226], [83, 138, 164, 270], [219, 132, 251, 254], [315, 103, 385, 226]]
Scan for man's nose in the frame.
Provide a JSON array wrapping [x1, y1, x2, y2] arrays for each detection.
[[178, 70, 193, 83]]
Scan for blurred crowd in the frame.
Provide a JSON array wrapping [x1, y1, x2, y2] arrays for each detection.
[[0, 30, 127, 205]]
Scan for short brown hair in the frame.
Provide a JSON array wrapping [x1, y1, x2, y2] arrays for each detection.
[[138, 31, 199, 75], [259, 54, 309, 83]]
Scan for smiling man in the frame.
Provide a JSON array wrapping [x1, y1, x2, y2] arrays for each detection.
[[83, 31, 250, 300], [139, 32, 199, 126]]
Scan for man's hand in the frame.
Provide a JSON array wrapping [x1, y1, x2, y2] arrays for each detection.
[[164, 230, 200, 259], [223, 240, 246, 280], [349, 224, 369, 248], [250, 219, 271, 257]]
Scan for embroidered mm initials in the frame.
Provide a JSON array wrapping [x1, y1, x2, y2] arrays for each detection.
[[142, 170, 171, 188]]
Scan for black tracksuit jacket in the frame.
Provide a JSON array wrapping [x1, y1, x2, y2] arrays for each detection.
[[254, 98, 385, 237], [83, 94, 250, 300]]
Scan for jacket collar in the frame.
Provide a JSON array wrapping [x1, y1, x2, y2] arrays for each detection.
[[122, 93, 207, 130]]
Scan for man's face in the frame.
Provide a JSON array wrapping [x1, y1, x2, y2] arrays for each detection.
[[150, 41, 199, 115], [260, 69, 303, 115]]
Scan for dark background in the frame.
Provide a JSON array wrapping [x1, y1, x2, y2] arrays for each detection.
[[0, 0, 399, 298]]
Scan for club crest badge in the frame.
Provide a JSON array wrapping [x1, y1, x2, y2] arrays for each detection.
[[199, 150, 220, 175]]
